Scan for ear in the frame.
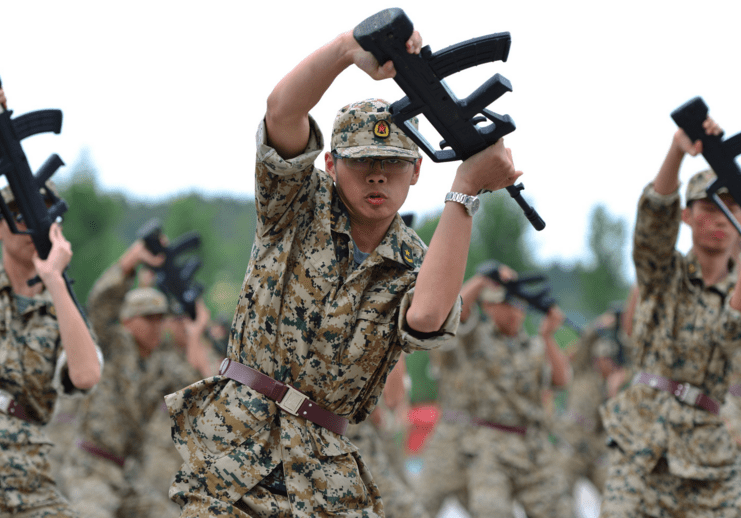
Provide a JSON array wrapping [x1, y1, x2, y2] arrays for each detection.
[[410, 156, 422, 186], [681, 206, 692, 226], [325, 152, 337, 182]]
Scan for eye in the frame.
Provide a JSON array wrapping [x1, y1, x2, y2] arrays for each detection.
[[385, 159, 401, 165], [352, 157, 370, 165]]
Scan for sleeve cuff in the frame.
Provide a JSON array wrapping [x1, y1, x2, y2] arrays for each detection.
[[53, 345, 105, 396], [644, 182, 680, 205], [255, 115, 325, 176], [398, 290, 462, 352]]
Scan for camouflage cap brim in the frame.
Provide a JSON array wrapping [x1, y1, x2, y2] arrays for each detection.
[[333, 145, 420, 160]]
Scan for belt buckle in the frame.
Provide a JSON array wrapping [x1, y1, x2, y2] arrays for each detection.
[[277, 385, 308, 416], [0, 390, 11, 414], [675, 382, 700, 405]]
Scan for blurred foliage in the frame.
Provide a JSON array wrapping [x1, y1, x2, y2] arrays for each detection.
[[57, 155, 256, 321]]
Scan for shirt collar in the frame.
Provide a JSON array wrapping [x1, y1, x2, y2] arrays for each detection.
[[686, 250, 737, 294], [330, 188, 421, 271]]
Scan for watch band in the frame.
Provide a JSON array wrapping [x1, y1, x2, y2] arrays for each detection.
[[444, 191, 479, 216]]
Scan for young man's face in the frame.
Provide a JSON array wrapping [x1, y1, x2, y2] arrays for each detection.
[[124, 313, 165, 356], [325, 153, 421, 226], [482, 300, 526, 337], [0, 213, 36, 266], [682, 194, 741, 255]]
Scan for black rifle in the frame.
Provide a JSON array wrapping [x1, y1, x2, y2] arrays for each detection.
[[137, 219, 204, 320], [0, 77, 85, 316], [354, 8, 545, 231], [478, 260, 582, 333], [671, 97, 741, 235]]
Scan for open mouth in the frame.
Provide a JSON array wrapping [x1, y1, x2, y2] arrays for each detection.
[[367, 193, 387, 206]]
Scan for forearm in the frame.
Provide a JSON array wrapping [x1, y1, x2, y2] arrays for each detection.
[[544, 333, 571, 387], [406, 201, 473, 333], [266, 32, 357, 159], [46, 276, 101, 390], [654, 140, 685, 195]]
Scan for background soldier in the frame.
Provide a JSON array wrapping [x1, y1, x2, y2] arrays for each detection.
[[416, 265, 574, 518], [0, 86, 103, 518], [58, 240, 204, 518], [599, 116, 741, 517]]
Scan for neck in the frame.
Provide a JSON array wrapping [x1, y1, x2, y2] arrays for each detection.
[[694, 247, 732, 286], [350, 217, 393, 254], [2, 254, 41, 297]]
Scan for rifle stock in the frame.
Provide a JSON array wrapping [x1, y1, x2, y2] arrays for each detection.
[[137, 219, 204, 320]]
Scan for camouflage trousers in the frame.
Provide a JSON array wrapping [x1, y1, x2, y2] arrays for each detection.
[[600, 446, 741, 518], [346, 421, 429, 518], [123, 406, 180, 518], [0, 440, 78, 518], [415, 418, 574, 518], [58, 448, 142, 518]]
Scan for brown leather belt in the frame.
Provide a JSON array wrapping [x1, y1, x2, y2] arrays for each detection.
[[0, 390, 31, 422], [76, 440, 126, 468], [443, 410, 527, 436], [632, 372, 720, 415], [218, 358, 348, 436]]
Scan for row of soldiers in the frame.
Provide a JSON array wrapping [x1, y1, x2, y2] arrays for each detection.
[[4, 10, 741, 518]]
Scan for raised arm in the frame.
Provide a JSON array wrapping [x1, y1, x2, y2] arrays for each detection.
[[33, 224, 100, 390], [406, 145, 522, 333], [265, 30, 421, 159]]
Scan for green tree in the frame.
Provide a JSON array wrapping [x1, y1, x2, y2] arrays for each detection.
[[579, 204, 630, 315], [59, 151, 126, 306]]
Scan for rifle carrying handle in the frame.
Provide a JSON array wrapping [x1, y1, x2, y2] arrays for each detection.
[[353, 8, 412, 65]]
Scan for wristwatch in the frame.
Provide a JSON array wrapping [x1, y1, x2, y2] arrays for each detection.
[[444, 192, 480, 216]]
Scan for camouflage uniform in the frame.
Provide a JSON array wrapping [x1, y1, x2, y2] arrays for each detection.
[[599, 182, 741, 517], [59, 264, 186, 518], [557, 322, 632, 493], [166, 102, 461, 517], [345, 399, 429, 518], [125, 332, 221, 518], [0, 265, 97, 517], [417, 310, 573, 518]]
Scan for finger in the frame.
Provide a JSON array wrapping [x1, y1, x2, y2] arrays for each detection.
[[406, 30, 423, 54]]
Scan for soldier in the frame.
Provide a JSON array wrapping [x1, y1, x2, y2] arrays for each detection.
[[0, 90, 103, 517], [599, 117, 741, 517], [59, 240, 205, 518], [125, 301, 217, 518], [165, 20, 521, 518], [415, 265, 573, 518], [557, 297, 635, 496], [344, 356, 430, 518]]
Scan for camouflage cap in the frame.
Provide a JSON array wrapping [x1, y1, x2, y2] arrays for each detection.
[[331, 99, 420, 159], [119, 288, 169, 321], [592, 336, 619, 360], [478, 285, 506, 304], [0, 180, 59, 206], [686, 169, 727, 203]]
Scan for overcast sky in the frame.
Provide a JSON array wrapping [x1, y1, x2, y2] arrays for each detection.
[[3, 0, 741, 277]]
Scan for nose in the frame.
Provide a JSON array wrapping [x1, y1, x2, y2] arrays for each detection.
[[366, 162, 386, 183]]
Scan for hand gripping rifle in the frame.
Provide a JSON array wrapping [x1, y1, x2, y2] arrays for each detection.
[[353, 8, 545, 231], [478, 260, 582, 333], [137, 219, 204, 320], [0, 77, 85, 316], [671, 97, 741, 235]]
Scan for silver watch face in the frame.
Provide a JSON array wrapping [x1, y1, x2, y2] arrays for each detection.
[[468, 196, 480, 216]]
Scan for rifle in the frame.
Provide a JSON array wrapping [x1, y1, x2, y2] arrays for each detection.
[[0, 77, 85, 316], [478, 260, 582, 333], [353, 8, 545, 231], [137, 219, 204, 320], [671, 97, 741, 235]]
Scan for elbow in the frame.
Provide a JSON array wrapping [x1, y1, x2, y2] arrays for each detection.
[[70, 363, 101, 391], [406, 307, 447, 335]]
